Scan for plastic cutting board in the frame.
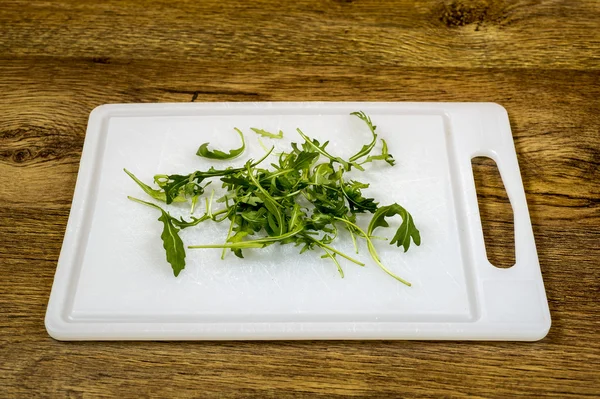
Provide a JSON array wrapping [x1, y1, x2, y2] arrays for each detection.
[[45, 102, 551, 340]]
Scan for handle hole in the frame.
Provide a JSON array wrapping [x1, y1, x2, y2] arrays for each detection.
[[472, 156, 515, 268]]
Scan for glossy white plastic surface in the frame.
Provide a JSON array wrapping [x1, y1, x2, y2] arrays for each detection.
[[45, 102, 550, 340]]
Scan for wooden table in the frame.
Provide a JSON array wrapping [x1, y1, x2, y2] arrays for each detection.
[[1, 0, 598, 397]]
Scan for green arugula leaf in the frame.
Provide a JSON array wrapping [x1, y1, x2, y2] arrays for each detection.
[[240, 207, 268, 226], [368, 203, 421, 252], [342, 180, 379, 213], [158, 212, 186, 276], [237, 193, 263, 206], [296, 128, 355, 171], [312, 163, 335, 185], [261, 193, 286, 236], [162, 173, 197, 205], [227, 229, 250, 258], [251, 127, 284, 139], [127, 196, 208, 228], [349, 111, 378, 163], [124, 169, 186, 203], [127, 196, 190, 276], [162, 166, 248, 204], [197, 128, 246, 160], [311, 188, 348, 217], [287, 203, 305, 231], [361, 139, 396, 166], [304, 212, 334, 231], [288, 150, 320, 171], [321, 250, 344, 278], [128, 111, 420, 285], [245, 162, 286, 235]]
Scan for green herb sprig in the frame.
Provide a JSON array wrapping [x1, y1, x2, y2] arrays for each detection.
[[196, 127, 246, 160], [125, 112, 420, 285]]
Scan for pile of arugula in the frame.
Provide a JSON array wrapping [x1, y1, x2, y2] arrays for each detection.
[[125, 111, 421, 286]]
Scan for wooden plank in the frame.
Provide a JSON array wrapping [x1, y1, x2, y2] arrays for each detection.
[[0, 1, 599, 69]]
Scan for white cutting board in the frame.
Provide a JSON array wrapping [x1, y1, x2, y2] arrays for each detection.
[[45, 102, 550, 340]]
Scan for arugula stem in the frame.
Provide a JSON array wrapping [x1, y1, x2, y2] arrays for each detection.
[[257, 137, 269, 152], [189, 227, 305, 249], [347, 226, 359, 254], [221, 206, 237, 260], [272, 189, 303, 200], [296, 128, 354, 170], [370, 235, 388, 241], [246, 163, 284, 209], [259, 168, 295, 180], [191, 195, 199, 214], [332, 216, 368, 239], [211, 208, 230, 222], [348, 111, 378, 163], [301, 234, 365, 267], [366, 241, 411, 286], [332, 216, 411, 286], [322, 248, 344, 278], [296, 129, 329, 158], [128, 195, 161, 209], [251, 146, 275, 167], [205, 189, 215, 219]]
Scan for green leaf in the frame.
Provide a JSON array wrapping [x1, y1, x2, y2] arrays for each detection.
[[321, 250, 344, 278], [361, 139, 396, 166], [246, 163, 286, 234], [124, 169, 186, 203], [368, 203, 421, 252], [127, 196, 187, 276], [128, 112, 419, 286], [261, 194, 286, 236], [162, 174, 195, 205], [158, 211, 186, 276], [305, 212, 334, 231], [171, 215, 207, 229], [162, 165, 247, 204], [237, 193, 263, 206], [341, 180, 378, 213], [312, 163, 335, 185], [287, 203, 305, 231], [381, 139, 395, 166], [349, 111, 378, 162], [296, 128, 354, 171], [289, 150, 320, 171], [127, 196, 207, 229], [227, 230, 249, 258], [251, 128, 283, 139], [197, 128, 246, 160], [240, 207, 268, 225], [311, 190, 348, 217]]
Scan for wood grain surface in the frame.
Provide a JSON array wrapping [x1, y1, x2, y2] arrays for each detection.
[[1, 0, 599, 397]]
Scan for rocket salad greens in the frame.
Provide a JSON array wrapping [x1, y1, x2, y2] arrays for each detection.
[[125, 111, 420, 286]]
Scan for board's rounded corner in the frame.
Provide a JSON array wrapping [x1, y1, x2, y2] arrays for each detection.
[[44, 310, 71, 341], [485, 102, 509, 117], [88, 103, 115, 121], [527, 317, 552, 342]]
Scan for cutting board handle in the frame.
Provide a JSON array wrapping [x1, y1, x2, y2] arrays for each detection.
[[467, 103, 538, 275], [450, 102, 550, 338]]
